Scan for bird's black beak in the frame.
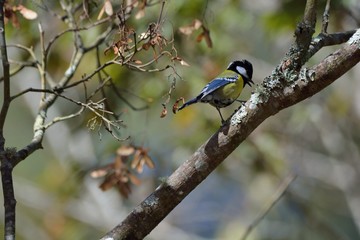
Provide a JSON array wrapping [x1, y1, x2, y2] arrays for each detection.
[[246, 79, 254, 87]]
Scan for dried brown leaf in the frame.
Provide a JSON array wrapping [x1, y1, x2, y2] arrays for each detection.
[[142, 42, 151, 50], [7, 9, 20, 28], [132, 59, 143, 64], [202, 27, 213, 48], [135, 9, 145, 19], [173, 97, 185, 114], [117, 181, 131, 198], [160, 107, 167, 118], [99, 175, 118, 191], [131, 150, 142, 169], [117, 145, 135, 156], [139, 31, 150, 40], [151, 45, 158, 62], [128, 174, 141, 186], [104, 0, 113, 16], [180, 59, 190, 67], [172, 57, 190, 67], [114, 155, 123, 169], [97, 5, 105, 20], [90, 168, 108, 178], [143, 155, 155, 169], [17, 5, 37, 20], [196, 32, 205, 43], [136, 161, 144, 173], [135, 0, 146, 19], [12, 15, 20, 28], [120, 174, 129, 183], [196, 27, 213, 48], [90, 163, 114, 178], [179, 19, 202, 35]]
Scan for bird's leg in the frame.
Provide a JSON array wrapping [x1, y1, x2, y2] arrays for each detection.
[[235, 99, 247, 112], [235, 99, 246, 104], [216, 107, 226, 124]]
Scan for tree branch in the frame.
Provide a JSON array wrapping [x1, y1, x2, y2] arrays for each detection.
[[307, 30, 356, 59], [100, 29, 360, 240], [0, 3, 16, 239], [282, 0, 317, 72], [0, 155, 16, 240], [321, 0, 331, 33], [0, 1, 11, 138]]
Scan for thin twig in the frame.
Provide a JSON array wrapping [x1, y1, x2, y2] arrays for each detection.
[[44, 107, 86, 129], [45, 16, 112, 57], [10, 88, 55, 101], [92, 47, 114, 117], [52, 94, 126, 140], [109, 81, 150, 111], [322, 0, 331, 33], [0, 2, 11, 135], [38, 23, 47, 100], [0, 2, 16, 240], [60, 60, 116, 90], [240, 173, 297, 240], [307, 30, 356, 59], [283, 0, 317, 72], [157, 1, 166, 25], [124, 51, 172, 71], [86, 76, 112, 102], [6, 44, 37, 60], [0, 61, 36, 83]]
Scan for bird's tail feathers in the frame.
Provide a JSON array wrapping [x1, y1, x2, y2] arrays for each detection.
[[178, 97, 199, 111]]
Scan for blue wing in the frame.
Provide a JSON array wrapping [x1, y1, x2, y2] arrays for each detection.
[[177, 75, 238, 111], [199, 76, 237, 98]]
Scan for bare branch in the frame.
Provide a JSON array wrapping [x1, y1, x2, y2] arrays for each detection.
[[38, 23, 46, 100], [0, 60, 37, 83], [45, 16, 114, 56], [0, 2, 11, 141], [6, 44, 37, 60], [86, 76, 112, 102], [322, 0, 331, 33], [307, 30, 356, 59], [83, 23, 116, 52], [10, 88, 57, 101], [282, 0, 317, 72], [61, 60, 116, 90], [44, 107, 85, 129], [0, 3, 16, 239], [108, 81, 150, 111]]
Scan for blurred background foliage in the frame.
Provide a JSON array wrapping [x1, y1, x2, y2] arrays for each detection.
[[1, 0, 360, 239]]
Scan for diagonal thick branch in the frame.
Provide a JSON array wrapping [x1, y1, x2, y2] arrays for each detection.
[[100, 27, 360, 240]]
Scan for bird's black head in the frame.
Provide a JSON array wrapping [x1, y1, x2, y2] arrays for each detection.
[[227, 60, 254, 87]]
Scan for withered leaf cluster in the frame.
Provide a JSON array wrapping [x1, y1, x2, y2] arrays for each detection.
[[4, 2, 38, 28], [91, 145, 155, 198], [179, 18, 213, 48]]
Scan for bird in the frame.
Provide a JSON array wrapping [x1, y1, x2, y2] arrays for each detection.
[[177, 60, 254, 123]]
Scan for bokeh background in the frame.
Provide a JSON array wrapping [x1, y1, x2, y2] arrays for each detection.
[[1, 0, 360, 239]]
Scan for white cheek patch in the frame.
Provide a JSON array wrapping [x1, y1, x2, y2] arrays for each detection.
[[236, 66, 248, 79]]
